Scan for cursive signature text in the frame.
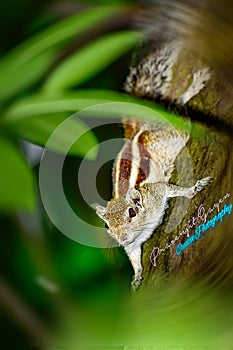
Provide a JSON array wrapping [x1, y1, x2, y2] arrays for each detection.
[[150, 193, 231, 267]]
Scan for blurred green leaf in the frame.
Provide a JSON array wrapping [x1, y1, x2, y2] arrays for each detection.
[[6, 113, 98, 160], [0, 5, 127, 69], [43, 31, 142, 92], [0, 50, 57, 103], [3, 89, 199, 141], [54, 244, 109, 284], [1, 90, 131, 159], [0, 137, 35, 211], [0, 5, 128, 103], [2, 90, 134, 123], [2, 89, 206, 159]]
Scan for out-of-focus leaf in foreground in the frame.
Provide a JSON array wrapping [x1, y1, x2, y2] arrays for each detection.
[[0, 137, 35, 211], [0, 50, 57, 103], [0, 5, 128, 103], [2, 89, 205, 154], [1, 90, 134, 160], [2, 89, 134, 123], [43, 30, 143, 92], [5, 113, 98, 160]]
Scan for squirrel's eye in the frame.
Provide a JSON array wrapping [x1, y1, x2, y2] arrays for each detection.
[[104, 222, 109, 229], [129, 208, 136, 218]]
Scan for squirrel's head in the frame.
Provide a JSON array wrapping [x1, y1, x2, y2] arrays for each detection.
[[96, 187, 146, 246]]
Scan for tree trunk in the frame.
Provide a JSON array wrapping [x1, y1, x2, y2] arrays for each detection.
[[140, 49, 233, 291]]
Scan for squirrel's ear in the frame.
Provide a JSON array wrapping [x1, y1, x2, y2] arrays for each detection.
[[126, 187, 144, 210], [96, 205, 106, 220]]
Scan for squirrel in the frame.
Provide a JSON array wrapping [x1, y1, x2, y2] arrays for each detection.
[[94, 0, 232, 290]]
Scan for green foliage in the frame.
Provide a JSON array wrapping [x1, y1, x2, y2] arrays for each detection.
[[0, 137, 35, 211], [0, 5, 129, 102], [0, 0, 195, 200], [0, 3, 140, 345], [6, 112, 99, 159], [43, 31, 142, 92], [0, 50, 57, 103], [0, 3, 141, 212]]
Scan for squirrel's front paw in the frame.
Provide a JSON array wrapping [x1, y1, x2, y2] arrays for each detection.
[[194, 176, 213, 193], [131, 275, 143, 291], [192, 67, 211, 89], [187, 176, 212, 198]]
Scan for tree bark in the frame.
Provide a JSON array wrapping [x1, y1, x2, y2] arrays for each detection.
[[140, 50, 233, 291]]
